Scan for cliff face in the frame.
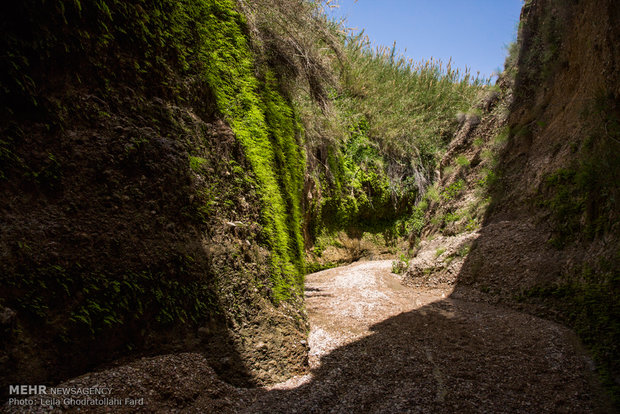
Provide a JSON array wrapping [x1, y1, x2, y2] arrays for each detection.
[[0, 0, 308, 392], [497, 0, 619, 223], [401, 0, 619, 401], [454, 0, 619, 397]]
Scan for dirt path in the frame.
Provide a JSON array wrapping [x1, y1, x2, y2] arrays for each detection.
[[241, 260, 604, 413], [6, 261, 607, 413]]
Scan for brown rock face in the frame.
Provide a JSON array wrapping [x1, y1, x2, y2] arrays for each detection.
[[499, 0, 619, 212], [452, 0, 619, 399], [405, 0, 618, 404]]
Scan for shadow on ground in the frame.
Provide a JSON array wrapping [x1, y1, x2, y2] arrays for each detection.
[[243, 296, 603, 413]]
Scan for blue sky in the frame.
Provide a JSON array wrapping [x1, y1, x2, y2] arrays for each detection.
[[327, 0, 523, 81]]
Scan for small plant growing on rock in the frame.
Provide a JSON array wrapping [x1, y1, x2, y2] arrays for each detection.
[[425, 184, 440, 202], [456, 155, 470, 167], [443, 165, 455, 177], [441, 179, 465, 201], [457, 243, 472, 257], [391, 253, 410, 274]]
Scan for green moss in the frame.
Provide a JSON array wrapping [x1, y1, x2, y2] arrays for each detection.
[[192, 3, 305, 300], [1, 1, 308, 344], [189, 156, 207, 172], [455, 155, 470, 167]]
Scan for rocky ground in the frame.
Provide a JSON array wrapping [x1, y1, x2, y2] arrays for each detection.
[[4, 260, 612, 413]]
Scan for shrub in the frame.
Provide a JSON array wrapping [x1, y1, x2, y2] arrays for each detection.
[[391, 254, 410, 274], [441, 179, 465, 201]]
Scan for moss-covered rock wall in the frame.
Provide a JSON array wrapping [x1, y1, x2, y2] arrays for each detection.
[[0, 0, 307, 392]]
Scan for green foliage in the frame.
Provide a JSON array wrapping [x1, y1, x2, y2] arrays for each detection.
[[143, 0, 306, 301], [504, 40, 520, 78], [441, 179, 465, 201], [442, 165, 455, 177], [493, 127, 510, 146], [187, 0, 308, 301], [340, 35, 487, 165], [514, 0, 570, 100], [311, 116, 417, 236], [464, 218, 478, 231], [306, 261, 338, 274], [238, 0, 340, 107], [1, 0, 307, 318], [443, 210, 461, 224], [312, 228, 342, 257], [455, 155, 470, 167], [391, 253, 410, 275], [542, 168, 586, 247], [0, 0, 510, 373], [404, 204, 427, 237], [4, 263, 215, 339], [288, 22, 487, 245], [542, 124, 618, 248], [528, 90, 619, 403], [438, 242, 472, 265], [476, 168, 498, 191], [425, 184, 440, 202], [189, 156, 207, 172], [457, 243, 471, 257]]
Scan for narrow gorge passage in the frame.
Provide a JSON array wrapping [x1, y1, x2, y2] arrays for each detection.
[[1, 0, 618, 411], [242, 261, 602, 413]]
